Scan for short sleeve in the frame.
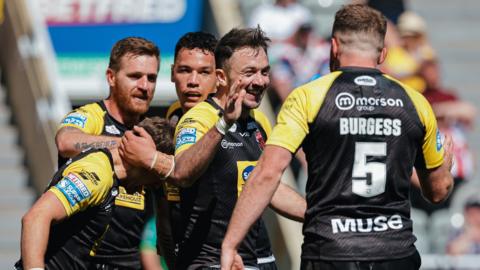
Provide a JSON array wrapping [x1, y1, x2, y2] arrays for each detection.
[[58, 103, 105, 135], [266, 88, 310, 153], [174, 102, 218, 155], [48, 151, 115, 216]]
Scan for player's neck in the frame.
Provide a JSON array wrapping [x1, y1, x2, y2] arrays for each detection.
[[338, 54, 378, 69], [104, 99, 139, 128]]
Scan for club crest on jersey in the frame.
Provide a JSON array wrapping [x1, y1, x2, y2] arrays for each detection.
[[176, 128, 197, 148], [354, 75, 377, 86], [436, 129, 443, 151], [62, 113, 87, 128]]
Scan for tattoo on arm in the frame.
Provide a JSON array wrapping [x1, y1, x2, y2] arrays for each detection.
[[74, 140, 117, 151]]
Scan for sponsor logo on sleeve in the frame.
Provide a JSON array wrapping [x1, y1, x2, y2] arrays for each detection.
[[436, 129, 443, 151], [55, 173, 91, 206], [62, 113, 87, 128], [175, 128, 197, 148]]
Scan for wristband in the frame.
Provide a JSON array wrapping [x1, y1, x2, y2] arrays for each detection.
[[215, 117, 231, 135], [149, 151, 159, 170], [161, 155, 175, 179]]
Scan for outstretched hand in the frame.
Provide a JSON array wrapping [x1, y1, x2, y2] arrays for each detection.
[[223, 78, 248, 125], [119, 126, 157, 169]]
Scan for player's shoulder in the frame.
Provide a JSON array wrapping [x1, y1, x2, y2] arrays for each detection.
[[295, 71, 343, 96], [75, 101, 105, 115], [69, 149, 113, 171], [383, 74, 430, 104]]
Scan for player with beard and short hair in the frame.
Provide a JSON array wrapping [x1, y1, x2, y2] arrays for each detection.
[[221, 5, 454, 270], [120, 27, 307, 269], [55, 36, 160, 270]]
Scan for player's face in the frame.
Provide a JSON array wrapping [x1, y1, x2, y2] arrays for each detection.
[[227, 47, 270, 109], [109, 53, 159, 116], [172, 48, 216, 111]]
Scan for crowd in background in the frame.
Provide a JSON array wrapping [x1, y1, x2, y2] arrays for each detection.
[[245, 0, 478, 257]]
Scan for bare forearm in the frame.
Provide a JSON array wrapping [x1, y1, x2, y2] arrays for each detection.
[[169, 128, 223, 187], [270, 183, 306, 222], [418, 164, 453, 204], [21, 214, 51, 268], [56, 127, 120, 157]]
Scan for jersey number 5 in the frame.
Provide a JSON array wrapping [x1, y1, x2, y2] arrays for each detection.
[[352, 142, 387, 197]]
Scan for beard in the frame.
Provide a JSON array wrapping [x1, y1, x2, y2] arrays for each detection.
[[115, 91, 150, 118]]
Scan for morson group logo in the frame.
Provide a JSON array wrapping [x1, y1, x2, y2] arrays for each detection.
[[335, 92, 404, 111]]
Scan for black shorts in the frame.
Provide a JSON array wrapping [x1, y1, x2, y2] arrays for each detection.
[[258, 261, 278, 270], [301, 251, 421, 270]]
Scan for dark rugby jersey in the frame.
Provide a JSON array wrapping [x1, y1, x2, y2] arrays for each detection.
[[16, 149, 118, 270], [173, 97, 272, 268], [59, 101, 152, 269], [267, 67, 444, 261]]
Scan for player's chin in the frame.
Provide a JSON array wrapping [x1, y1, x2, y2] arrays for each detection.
[[243, 99, 260, 109]]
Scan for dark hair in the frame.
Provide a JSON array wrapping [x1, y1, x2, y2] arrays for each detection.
[[138, 117, 175, 155], [108, 37, 160, 71], [332, 4, 387, 52], [174, 32, 218, 61], [214, 26, 271, 69]]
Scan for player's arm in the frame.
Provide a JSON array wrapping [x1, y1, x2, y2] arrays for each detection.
[[120, 80, 249, 187], [56, 126, 121, 158], [270, 183, 306, 222], [21, 191, 67, 269], [222, 145, 292, 269], [416, 134, 454, 203]]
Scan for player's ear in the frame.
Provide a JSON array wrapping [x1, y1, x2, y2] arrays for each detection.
[[216, 69, 227, 88], [106, 68, 116, 87], [378, 47, 387, 65]]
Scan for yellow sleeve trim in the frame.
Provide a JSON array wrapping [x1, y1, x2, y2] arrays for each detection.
[[384, 74, 444, 168], [267, 72, 342, 153], [174, 102, 219, 155]]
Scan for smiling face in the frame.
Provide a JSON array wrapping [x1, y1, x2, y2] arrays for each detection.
[[226, 47, 270, 109], [107, 53, 159, 117], [171, 48, 217, 111]]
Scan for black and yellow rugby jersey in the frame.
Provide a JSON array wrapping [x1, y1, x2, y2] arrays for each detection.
[[16, 149, 118, 270], [174, 97, 272, 268], [267, 67, 444, 261], [58, 101, 152, 268]]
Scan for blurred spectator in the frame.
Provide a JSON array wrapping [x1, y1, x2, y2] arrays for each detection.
[[248, 0, 312, 41], [381, 12, 436, 92], [269, 18, 330, 106], [447, 195, 480, 255], [410, 59, 476, 215], [140, 217, 168, 270]]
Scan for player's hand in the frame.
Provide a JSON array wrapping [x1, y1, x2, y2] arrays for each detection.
[[119, 126, 156, 169], [442, 134, 454, 172], [221, 246, 244, 270], [223, 78, 248, 126]]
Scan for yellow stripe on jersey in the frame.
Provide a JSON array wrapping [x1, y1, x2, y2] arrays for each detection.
[[49, 151, 115, 216], [249, 109, 272, 138], [384, 74, 444, 168], [267, 72, 342, 153], [174, 101, 219, 155], [59, 103, 106, 135]]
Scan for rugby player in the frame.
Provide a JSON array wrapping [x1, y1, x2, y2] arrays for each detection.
[[120, 27, 306, 269], [55, 37, 159, 269], [17, 117, 173, 270], [221, 5, 454, 270]]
